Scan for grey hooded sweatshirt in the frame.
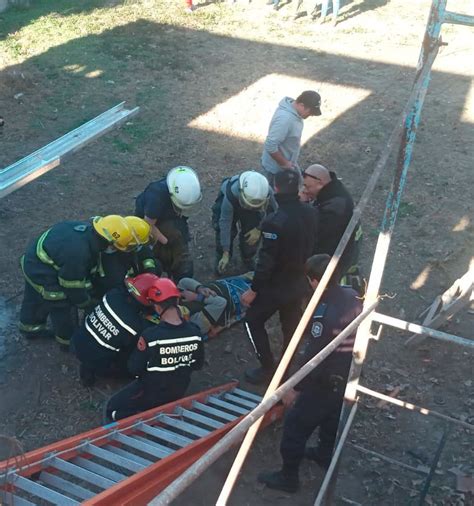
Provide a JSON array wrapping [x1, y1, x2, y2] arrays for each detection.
[[261, 97, 304, 175]]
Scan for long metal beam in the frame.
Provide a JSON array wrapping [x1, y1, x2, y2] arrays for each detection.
[[0, 102, 139, 199], [356, 384, 474, 431]]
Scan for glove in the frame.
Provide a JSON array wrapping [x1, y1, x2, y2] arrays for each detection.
[[244, 228, 261, 246], [217, 252, 230, 274]]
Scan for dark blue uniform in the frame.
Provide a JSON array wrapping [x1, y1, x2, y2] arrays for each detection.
[[71, 287, 150, 385], [92, 246, 161, 298], [19, 221, 108, 347], [245, 193, 319, 370], [280, 284, 362, 472], [105, 319, 204, 421], [135, 179, 193, 280]]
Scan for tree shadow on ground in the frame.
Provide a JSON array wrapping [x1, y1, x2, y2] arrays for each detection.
[[0, 0, 126, 41]]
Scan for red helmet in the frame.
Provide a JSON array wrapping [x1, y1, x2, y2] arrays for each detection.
[[147, 278, 181, 304], [125, 273, 161, 306]]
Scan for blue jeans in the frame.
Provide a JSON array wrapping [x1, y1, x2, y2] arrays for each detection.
[[321, 0, 340, 18]]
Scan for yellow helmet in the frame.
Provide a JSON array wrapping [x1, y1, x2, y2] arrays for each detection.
[[125, 216, 151, 246], [93, 215, 135, 252]]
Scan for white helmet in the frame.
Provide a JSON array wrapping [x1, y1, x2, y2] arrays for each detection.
[[238, 171, 270, 210], [166, 166, 202, 217]]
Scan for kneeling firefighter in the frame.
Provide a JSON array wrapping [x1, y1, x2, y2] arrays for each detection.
[[92, 216, 162, 298], [71, 273, 162, 387], [104, 277, 204, 422], [19, 215, 135, 350]]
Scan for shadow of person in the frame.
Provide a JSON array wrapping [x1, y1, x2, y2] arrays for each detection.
[[337, 0, 390, 24]]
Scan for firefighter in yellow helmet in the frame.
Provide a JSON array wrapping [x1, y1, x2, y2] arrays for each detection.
[[19, 215, 134, 350], [92, 216, 162, 298]]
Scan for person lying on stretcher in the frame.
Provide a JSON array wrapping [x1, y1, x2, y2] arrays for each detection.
[[177, 272, 254, 338]]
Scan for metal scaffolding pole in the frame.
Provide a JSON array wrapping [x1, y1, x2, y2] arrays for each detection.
[[356, 384, 474, 431], [212, 10, 446, 505], [321, 1, 452, 503], [371, 311, 474, 349]]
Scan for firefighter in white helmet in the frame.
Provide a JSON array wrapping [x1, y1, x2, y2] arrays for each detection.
[[212, 170, 276, 274], [135, 166, 202, 280]]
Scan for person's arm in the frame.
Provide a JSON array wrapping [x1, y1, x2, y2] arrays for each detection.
[[218, 195, 235, 254], [137, 245, 162, 275], [315, 198, 345, 254], [143, 216, 168, 245], [264, 115, 294, 169], [58, 249, 93, 308], [250, 221, 280, 293], [127, 333, 151, 377]]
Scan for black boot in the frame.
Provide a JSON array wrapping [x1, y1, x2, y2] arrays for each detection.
[[21, 329, 54, 340], [245, 366, 274, 385], [258, 469, 299, 493], [304, 446, 331, 469]]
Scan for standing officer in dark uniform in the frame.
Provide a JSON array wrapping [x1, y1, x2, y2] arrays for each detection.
[[241, 170, 319, 385], [72, 273, 162, 387], [135, 166, 202, 280], [19, 215, 134, 350], [258, 254, 362, 493], [104, 277, 204, 422], [302, 164, 363, 293]]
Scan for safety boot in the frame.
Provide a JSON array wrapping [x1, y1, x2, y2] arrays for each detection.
[[21, 329, 54, 340], [245, 366, 274, 385], [258, 469, 299, 493]]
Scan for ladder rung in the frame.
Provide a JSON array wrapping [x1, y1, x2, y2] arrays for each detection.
[[2, 493, 36, 506], [224, 393, 258, 409], [207, 396, 249, 415], [52, 457, 115, 490], [175, 407, 224, 429], [232, 388, 263, 403], [103, 445, 153, 468], [192, 401, 237, 422], [159, 415, 210, 438], [114, 433, 172, 459], [12, 474, 79, 505], [71, 456, 127, 482], [40, 471, 95, 500], [140, 423, 194, 447], [86, 444, 146, 472]]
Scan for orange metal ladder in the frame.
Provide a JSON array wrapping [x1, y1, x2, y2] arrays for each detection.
[[1, 382, 282, 505]]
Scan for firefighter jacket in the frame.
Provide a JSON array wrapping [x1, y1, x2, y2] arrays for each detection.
[[128, 319, 204, 394], [72, 287, 148, 364], [135, 179, 185, 224], [251, 193, 319, 301], [313, 172, 362, 271], [93, 246, 161, 297], [21, 221, 108, 307], [294, 284, 362, 392]]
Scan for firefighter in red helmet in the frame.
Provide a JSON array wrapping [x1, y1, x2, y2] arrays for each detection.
[[71, 273, 161, 387], [104, 277, 205, 422]]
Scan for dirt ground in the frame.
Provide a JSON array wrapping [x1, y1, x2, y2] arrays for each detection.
[[0, 0, 473, 504]]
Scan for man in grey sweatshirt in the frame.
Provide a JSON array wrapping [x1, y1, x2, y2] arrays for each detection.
[[261, 90, 322, 185]]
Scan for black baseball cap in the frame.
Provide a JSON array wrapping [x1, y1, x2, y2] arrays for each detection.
[[296, 90, 322, 116]]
